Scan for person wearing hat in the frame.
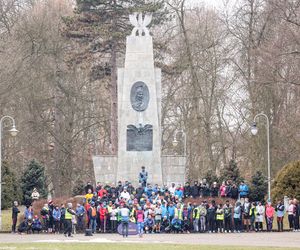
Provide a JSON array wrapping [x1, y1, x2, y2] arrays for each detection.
[[139, 166, 148, 187], [64, 203, 76, 237]]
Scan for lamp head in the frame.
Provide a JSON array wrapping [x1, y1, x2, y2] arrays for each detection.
[[250, 122, 258, 136], [172, 138, 178, 147], [9, 125, 18, 137]]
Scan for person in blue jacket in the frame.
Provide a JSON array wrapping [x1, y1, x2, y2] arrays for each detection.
[[161, 202, 168, 219], [52, 206, 61, 233], [171, 215, 182, 233], [32, 215, 43, 234], [168, 203, 175, 222], [238, 181, 249, 198], [144, 214, 154, 233], [76, 203, 85, 233], [175, 188, 183, 199]]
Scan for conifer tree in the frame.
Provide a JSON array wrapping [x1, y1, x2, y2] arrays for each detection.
[[1, 161, 21, 209], [249, 170, 267, 202], [20, 160, 48, 205], [220, 159, 243, 184]]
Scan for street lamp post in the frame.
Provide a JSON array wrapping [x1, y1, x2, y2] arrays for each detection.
[[172, 129, 187, 156], [172, 129, 187, 183], [0, 116, 18, 230], [250, 113, 271, 201]]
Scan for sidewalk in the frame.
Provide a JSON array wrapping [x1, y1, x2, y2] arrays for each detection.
[[0, 232, 299, 248]]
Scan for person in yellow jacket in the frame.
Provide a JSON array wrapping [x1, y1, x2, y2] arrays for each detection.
[[174, 203, 183, 221], [130, 207, 136, 223], [85, 189, 93, 204], [192, 205, 200, 232], [64, 203, 76, 237], [216, 204, 224, 233]]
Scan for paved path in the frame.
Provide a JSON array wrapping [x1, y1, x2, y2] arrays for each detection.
[[0, 232, 300, 247]]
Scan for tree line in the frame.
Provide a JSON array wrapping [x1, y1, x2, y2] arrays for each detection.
[[0, 0, 299, 197]]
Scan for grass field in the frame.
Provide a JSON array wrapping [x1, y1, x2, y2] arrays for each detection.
[[0, 244, 298, 250]]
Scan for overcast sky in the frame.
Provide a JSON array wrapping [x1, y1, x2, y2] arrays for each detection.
[[186, 0, 224, 9]]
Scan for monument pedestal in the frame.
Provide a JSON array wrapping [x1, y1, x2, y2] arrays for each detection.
[[92, 155, 186, 186]]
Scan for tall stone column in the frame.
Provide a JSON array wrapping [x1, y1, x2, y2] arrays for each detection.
[[116, 33, 163, 186]]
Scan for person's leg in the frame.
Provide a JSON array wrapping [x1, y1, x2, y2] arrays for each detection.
[[68, 221, 72, 236], [270, 217, 273, 231], [125, 222, 129, 237], [238, 219, 241, 232], [212, 218, 216, 232], [280, 217, 284, 232], [64, 220, 71, 236], [104, 218, 107, 233], [208, 218, 212, 232], [224, 218, 228, 232], [12, 218, 17, 233], [100, 219, 103, 232], [193, 219, 197, 232], [202, 217, 205, 232], [122, 222, 125, 237], [294, 215, 299, 230], [288, 214, 293, 230], [113, 220, 117, 233]]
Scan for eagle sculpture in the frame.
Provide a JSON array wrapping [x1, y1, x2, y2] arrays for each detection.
[[129, 13, 152, 37]]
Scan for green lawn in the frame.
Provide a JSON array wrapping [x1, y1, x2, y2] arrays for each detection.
[[0, 244, 298, 250]]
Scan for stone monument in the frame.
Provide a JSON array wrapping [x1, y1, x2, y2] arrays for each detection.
[[93, 13, 186, 186]]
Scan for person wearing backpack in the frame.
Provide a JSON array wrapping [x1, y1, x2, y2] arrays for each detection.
[[88, 202, 97, 234]]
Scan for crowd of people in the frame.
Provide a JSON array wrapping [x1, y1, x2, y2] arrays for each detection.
[[11, 167, 300, 237]]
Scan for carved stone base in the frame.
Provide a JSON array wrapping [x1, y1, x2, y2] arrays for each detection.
[[92, 155, 186, 186]]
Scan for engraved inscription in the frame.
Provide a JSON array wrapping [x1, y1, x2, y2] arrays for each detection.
[[130, 81, 149, 112], [127, 124, 153, 151]]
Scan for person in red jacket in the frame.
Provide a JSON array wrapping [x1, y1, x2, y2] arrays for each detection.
[[98, 187, 108, 199], [266, 202, 275, 232], [98, 203, 108, 233]]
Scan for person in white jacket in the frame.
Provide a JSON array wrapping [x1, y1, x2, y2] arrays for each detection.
[[255, 202, 265, 231]]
